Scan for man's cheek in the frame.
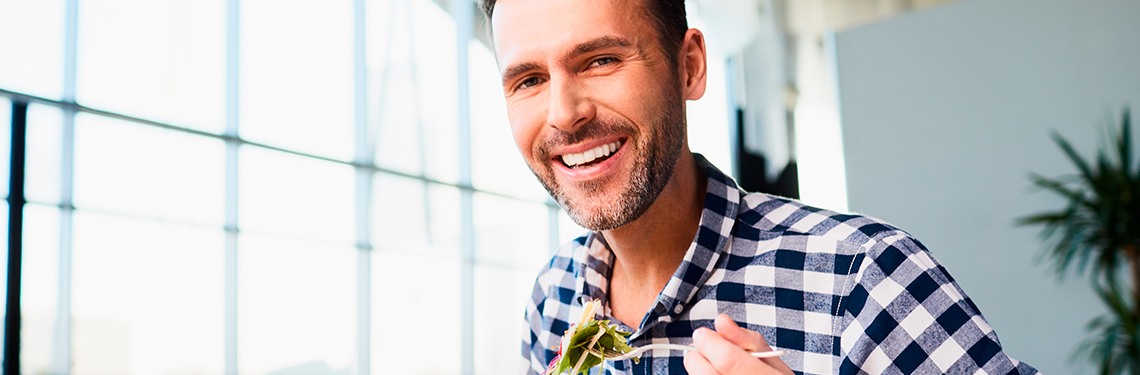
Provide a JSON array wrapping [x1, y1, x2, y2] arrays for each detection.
[[508, 125, 534, 161], [508, 112, 545, 157], [509, 137, 546, 178]]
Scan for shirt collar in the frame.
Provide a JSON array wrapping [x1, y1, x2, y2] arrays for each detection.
[[576, 153, 742, 332]]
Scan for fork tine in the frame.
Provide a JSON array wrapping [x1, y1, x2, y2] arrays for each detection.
[[606, 344, 696, 361]]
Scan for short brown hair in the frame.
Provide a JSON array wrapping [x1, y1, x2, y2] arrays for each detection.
[[480, 0, 688, 69]]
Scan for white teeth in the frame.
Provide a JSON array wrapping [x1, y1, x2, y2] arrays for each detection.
[[560, 141, 621, 167]]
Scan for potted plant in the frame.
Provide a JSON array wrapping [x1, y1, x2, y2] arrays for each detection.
[[1019, 108, 1139, 375]]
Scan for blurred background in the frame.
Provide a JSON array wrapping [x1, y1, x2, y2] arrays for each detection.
[[0, 0, 1137, 374]]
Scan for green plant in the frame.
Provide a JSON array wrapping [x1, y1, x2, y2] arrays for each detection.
[[1019, 107, 1140, 375]]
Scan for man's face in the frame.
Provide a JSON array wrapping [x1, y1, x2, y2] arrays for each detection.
[[491, 0, 687, 230]]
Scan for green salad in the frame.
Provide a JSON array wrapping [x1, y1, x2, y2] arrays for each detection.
[[544, 299, 636, 375]]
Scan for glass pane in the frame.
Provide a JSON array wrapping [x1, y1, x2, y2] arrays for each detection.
[[369, 0, 459, 183], [372, 250, 461, 375], [240, 0, 354, 160], [239, 146, 354, 244], [372, 174, 460, 253], [77, 0, 226, 133], [73, 114, 225, 226], [469, 40, 549, 202], [473, 193, 550, 269], [71, 210, 224, 375], [26, 104, 63, 205], [474, 264, 541, 375], [22, 203, 59, 375], [0, 98, 9, 198], [238, 233, 355, 375], [0, 0, 64, 99]]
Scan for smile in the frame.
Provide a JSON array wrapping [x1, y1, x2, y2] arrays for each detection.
[[560, 141, 622, 169]]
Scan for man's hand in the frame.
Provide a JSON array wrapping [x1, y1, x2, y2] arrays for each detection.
[[683, 314, 794, 375]]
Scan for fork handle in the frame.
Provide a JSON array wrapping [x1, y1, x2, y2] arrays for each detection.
[[749, 349, 788, 358], [639, 344, 786, 357], [612, 344, 786, 361]]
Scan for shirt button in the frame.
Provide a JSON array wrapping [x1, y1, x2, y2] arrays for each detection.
[[673, 304, 684, 314]]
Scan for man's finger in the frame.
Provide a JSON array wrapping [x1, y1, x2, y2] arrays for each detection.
[[712, 314, 791, 371], [683, 350, 722, 375], [713, 314, 767, 352], [692, 327, 774, 375]]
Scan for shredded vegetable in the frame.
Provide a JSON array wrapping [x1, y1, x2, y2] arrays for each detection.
[[544, 299, 635, 375]]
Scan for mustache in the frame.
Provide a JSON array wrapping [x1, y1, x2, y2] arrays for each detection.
[[538, 118, 634, 157]]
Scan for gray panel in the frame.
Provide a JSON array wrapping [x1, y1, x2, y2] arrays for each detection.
[[836, 0, 1140, 373]]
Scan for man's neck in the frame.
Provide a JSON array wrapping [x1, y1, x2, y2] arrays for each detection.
[[603, 149, 707, 327]]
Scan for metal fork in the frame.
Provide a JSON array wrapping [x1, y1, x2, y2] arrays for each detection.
[[605, 344, 787, 361]]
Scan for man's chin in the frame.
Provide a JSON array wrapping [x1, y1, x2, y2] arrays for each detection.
[[540, 165, 645, 230], [560, 194, 635, 231], [566, 211, 625, 232]]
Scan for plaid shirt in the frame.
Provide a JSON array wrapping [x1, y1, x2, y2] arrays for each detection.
[[521, 154, 1040, 375]]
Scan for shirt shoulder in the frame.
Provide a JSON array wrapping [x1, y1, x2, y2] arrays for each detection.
[[725, 191, 915, 287], [729, 193, 1040, 374], [736, 192, 910, 249]]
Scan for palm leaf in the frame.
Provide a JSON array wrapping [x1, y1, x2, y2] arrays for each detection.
[[1120, 109, 1132, 176], [1027, 173, 1091, 207], [1022, 107, 1140, 374], [1052, 130, 1098, 188]]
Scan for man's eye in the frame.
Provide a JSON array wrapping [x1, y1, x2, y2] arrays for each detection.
[[518, 77, 542, 89], [588, 57, 617, 68]]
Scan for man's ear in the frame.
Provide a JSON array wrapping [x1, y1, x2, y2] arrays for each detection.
[[679, 28, 708, 101]]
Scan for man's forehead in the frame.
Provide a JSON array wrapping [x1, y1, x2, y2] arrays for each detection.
[[490, 0, 645, 68]]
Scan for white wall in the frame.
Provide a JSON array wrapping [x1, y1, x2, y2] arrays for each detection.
[[834, 0, 1140, 373]]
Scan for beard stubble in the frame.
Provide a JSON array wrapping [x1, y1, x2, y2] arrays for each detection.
[[529, 87, 686, 231]]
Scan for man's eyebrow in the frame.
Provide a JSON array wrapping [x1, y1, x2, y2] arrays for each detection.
[[500, 36, 635, 87], [570, 36, 633, 57], [501, 62, 542, 87]]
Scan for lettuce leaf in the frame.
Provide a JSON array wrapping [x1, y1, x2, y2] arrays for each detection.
[[547, 319, 635, 375]]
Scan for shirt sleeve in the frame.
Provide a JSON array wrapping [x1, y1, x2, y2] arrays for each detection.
[[522, 278, 552, 375], [837, 234, 1041, 375]]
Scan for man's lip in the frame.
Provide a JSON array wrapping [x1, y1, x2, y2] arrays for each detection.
[[551, 138, 625, 179], [549, 137, 625, 158]]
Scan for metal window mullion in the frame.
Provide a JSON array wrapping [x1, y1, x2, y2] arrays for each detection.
[[52, 0, 79, 373], [224, 0, 241, 374], [223, 143, 239, 375], [450, 0, 475, 373], [458, 189, 474, 375], [547, 202, 560, 256], [4, 101, 28, 375], [52, 108, 74, 375], [63, 0, 78, 105], [352, 0, 371, 374], [353, 169, 371, 375]]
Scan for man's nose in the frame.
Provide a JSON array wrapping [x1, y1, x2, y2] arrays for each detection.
[[546, 76, 594, 132]]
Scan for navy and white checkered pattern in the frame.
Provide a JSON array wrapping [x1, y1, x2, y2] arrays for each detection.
[[520, 154, 1040, 375]]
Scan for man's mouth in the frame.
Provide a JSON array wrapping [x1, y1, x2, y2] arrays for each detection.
[[559, 140, 623, 169]]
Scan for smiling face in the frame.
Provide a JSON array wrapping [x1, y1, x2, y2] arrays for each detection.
[[491, 0, 689, 230]]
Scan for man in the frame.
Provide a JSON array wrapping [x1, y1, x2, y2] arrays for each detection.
[[483, 0, 1040, 374]]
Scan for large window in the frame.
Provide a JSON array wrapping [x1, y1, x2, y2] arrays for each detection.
[[0, 0, 736, 374], [0, 0, 576, 374]]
